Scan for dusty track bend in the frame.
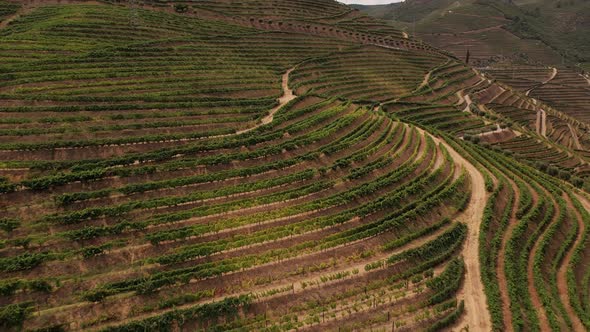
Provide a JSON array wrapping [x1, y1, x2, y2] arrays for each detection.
[[416, 128, 492, 331]]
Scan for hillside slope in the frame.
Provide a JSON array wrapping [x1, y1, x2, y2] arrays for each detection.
[[1, 1, 590, 332], [356, 0, 589, 67]]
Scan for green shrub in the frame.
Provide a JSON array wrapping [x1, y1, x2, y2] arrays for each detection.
[[0, 303, 31, 329]]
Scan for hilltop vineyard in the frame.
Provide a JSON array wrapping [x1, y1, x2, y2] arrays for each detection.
[[1, 1, 590, 331]]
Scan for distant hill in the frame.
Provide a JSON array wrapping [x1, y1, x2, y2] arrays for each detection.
[[355, 0, 590, 68]]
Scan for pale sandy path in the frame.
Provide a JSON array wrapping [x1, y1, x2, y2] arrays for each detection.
[[526, 67, 556, 97], [415, 70, 432, 91], [86, 143, 454, 331], [536, 109, 547, 137], [236, 68, 296, 134], [3, 67, 296, 154], [543, 67, 558, 85], [477, 124, 509, 137], [462, 94, 473, 113], [87, 127, 491, 332], [535, 111, 541, 135], [416, 128, 492, 332], [568, 124, 582, 149]]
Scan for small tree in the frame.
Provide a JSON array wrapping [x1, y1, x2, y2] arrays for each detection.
[[571, 177, 584, 188], [174, 4, 188, 13], [558, 170, 571, 180], [0, 303, 30, 329]]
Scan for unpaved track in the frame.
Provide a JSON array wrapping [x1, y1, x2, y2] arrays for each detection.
[[559, 193, 587, 332], [462, 94, 473, 113], [543, 67, 558, 85], [427, 24, 504, 36], [236, 68, 295, 134], [568, 124, 582, 149], [0, 3, 30, 29], [88, 128, 492, 332], [527, 67, 556, 97], [536, 109, 547, 137], [417, 128, 492, 331], [535, 111, 541, 135], [415, 70, 432, 91]]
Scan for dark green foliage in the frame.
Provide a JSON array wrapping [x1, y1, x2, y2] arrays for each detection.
[[101, 295, 251, 332], [0, 218, 19, 233], [426, 258, 464, 305], [0, 253, 48, 272], [0, 303, 31, 329]]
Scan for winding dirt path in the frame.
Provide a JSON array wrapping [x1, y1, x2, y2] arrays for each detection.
[[417, 129, 492, 331], [527, 67, 557, 97], [568, 124, 582, 150], [535, 111, 541, 135], [415, 70, 432, 92], [462, 94, 473, 113], [559, 193, 587, 332], [543, 67, 558, 85], [536, 109, 547, 137], [236, 68, 296, 134]]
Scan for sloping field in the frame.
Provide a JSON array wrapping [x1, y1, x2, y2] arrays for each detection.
[[1, 1, 590, 332], [0, 1, 475, 331]]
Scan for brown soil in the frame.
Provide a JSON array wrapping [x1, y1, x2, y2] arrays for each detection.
[[416, 128, 492, 331]]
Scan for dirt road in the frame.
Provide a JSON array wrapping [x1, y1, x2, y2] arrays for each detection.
[[568, 124, 582, 150], [580, 74, 590, 87], [417, 129, 492, 331], [238, 68, 296, 132], [416, 70, 432, 92], [536, 109, 547, 137], [543, 67, 558, 85]]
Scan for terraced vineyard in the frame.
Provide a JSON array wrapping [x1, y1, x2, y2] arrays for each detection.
[[2, 0, 590, 331]]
